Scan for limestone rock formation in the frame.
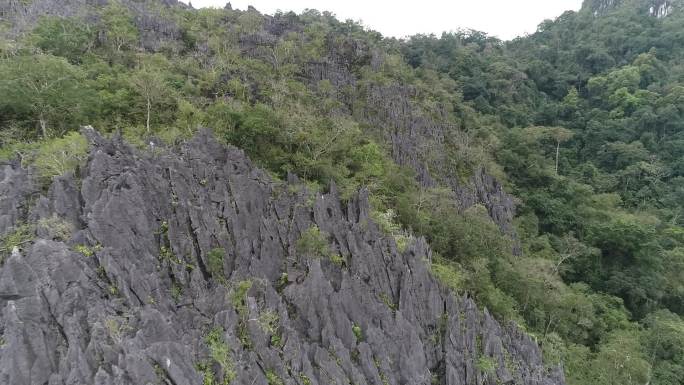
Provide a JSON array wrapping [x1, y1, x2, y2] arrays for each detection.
[[0, 0, 186, 52], [0, 159, 34, 236], [0, 130, 564, 385], [582, 0, 682, 17]]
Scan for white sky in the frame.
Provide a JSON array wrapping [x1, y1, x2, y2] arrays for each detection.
[[179, 0, 584, 40]]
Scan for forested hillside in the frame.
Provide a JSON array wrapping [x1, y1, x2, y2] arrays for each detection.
[[0, 0, 683, 384]]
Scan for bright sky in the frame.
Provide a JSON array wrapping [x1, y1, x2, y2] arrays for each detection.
[[179, 0, 584, 40]]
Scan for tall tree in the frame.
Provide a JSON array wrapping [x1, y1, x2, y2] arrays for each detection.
[[30, 17, 95, 63], [130, 56, 174, 133], [0, 55, 90, 139], [550, 127, 574, 174], [101, 1, 138, 52]]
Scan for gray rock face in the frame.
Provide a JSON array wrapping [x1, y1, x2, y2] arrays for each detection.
[[293, 37, 521, 242], [358, 80, 520, 247], [0, 159, 34, 236], [0, 131, 563, 385], [208, 9, 520, 241], [582, 0, 682, 16], [583, 0, 623, 14], [0, 0, 186, 52]]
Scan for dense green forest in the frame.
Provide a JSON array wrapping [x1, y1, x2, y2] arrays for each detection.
[[1, 1, 683, 384]]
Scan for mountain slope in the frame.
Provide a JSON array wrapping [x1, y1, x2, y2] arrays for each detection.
[[0, 129, 563, 385], [2, 0, 684, 384]]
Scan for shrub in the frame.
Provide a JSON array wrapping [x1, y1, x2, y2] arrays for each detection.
[[204, 327, 236, 384], [352, 323, 363, 342], [0, 223, 35, 261], [258, 310, 279, 335], [207, 247, 225, 277], [431, 258, 465, 293], [38, 215, 74, 241], [296, 225, 331, 258], [74, 244, 94, 257], [329, 253, 345, 266], [371, 208, 412, 252], [229, 279, 253, 349], [32, 132, 88, 181], [265, 370, 284, 385], [476, 356, 497, 375], [230, 280, 253, 317]]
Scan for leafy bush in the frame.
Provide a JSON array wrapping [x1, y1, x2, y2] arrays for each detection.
[[431, 259, 465, 294], [232, 280, 253, 350], [30, 17, 95, 63], [352, 323, 363, 342], [0, 223, 35, 260], [207, 248, 226, 278], [201, 327, 236, 385], [0, 55, 92, 139], [32, 132, 89, 181], [296, 225, 331, 259], [265, 370, 284, 385], [74, 244, 95, 257], [37, 215, 74, 241], [476, 356, 497, 374]]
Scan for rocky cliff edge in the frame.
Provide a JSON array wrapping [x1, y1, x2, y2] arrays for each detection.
[[0, 129, 564, 385]]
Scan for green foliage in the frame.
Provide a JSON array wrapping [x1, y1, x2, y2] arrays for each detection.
[[0, 223, 35, 260], [74, 244, 97, 257], [130, 54, 177, 132], [258, 310, 280, 336], [370, 208, 412, 252], [298, 374, 312, 385], [230, 280, 252, 318], [587, 329, 651, 385], [0, 55, 93, 139], [228, 279, 254, 350], [203, 327, 236, 385], [171, 282, 183, 302], [196, 362, 216, 385], [379, 292, 398, 311], [329, 253, 345, 266], [476, 356, 497, 375], [431, 258, 465, 293], [207, 248, 226, 278], [3, 3, 684, 383], [642, 311, 684, 385], [296, 225, 331, 259], [31, 132, 89, 181], [265, 370, 284, 385], [101, 1, 138, 52], [352, 323, 363, 342], [30, 17, 95, 63]]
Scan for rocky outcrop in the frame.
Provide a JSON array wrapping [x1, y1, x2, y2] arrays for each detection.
[[360, 82, 519, 245], [307, 36, 520, 242], [0, 0, 186, 52], [0, 130, 563, 385], [582, 0, 682, 17], [0, 159, 34, 237], [649, 0, 676, 17], [583, 0, 622, 14]]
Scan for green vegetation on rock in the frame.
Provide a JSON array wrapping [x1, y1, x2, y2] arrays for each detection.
[[1, 1, 684, 383]]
